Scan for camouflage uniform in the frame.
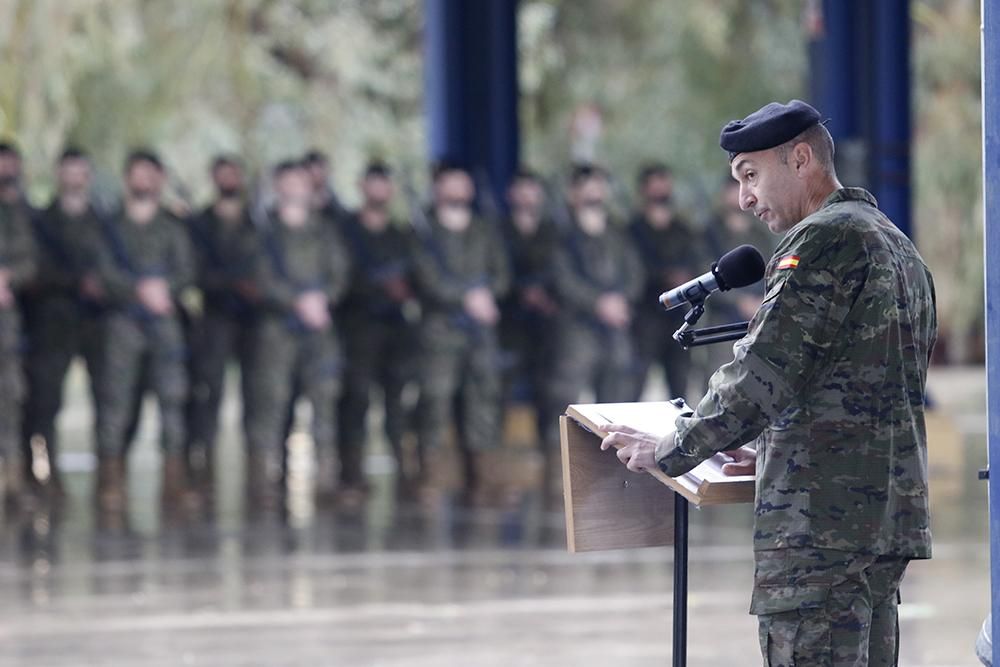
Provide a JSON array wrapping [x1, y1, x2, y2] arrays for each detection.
[[0, 202, 36, 468], [184, 205, 258, 472], [543, 219, 643, 450], [498, 216, 559, 431], [22, 200, 103, 476], [244, 215, 348, 473], [94, 210, 195, 458], [336, 212, 415, 489], [628, 212, 704, 401], [656, 188, 937, 665], [411, 214, 509, 462]]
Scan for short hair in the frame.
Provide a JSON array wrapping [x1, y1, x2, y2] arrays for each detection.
[[776, 123, 835, 172], [637, 162, 672, 187], [570, 162, 608, 186], [511, 167, 541, 184], [303, 149, 328, 165], [125, 148, 163, 172], [211, 154, 243, 172], [273, 159, 307, 178], [432, 159, 468, 182], [59, 147, 89, 163], [363, 160, 392, 179]]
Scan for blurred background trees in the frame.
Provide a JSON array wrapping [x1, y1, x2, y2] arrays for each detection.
[[0, 0, 984, 361]]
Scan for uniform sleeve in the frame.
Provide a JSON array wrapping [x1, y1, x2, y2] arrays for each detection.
[[619, 233, 645, 302], [323, 226, 351, 305], [4, 208, 37, 289], [486, 224, 511, 299], [410, 234, 469, 309], [94, 221, 137, 306], [657, 223, 867, 476], [168, 222, 196, 295], [252, 243, 297, 313], [551, 244, 604, 312]]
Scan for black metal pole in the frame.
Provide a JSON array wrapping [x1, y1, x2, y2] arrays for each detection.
[[673, 492, 689, 667]]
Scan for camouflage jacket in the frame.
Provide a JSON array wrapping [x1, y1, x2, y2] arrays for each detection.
[[95, 209, 195, 314], [30, 200, 102, 297], [410, 213, 510, 332], [0, 201, 38, 293], [656, 188, 937, 558], [627, 212, 704, 314], [551, 219, 644, 326], [253, 214, 349, 323], [186, 204, 258, 315], [336, 212, 412, 324]]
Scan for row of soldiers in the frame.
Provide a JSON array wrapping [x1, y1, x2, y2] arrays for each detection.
[[0, 141, 773, 514]]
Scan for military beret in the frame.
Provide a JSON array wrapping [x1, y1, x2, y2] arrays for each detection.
[[719, 99, 822, 162]]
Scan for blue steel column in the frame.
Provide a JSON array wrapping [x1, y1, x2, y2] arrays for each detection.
[[871, 0, 912, 238], [423, 0, 520, 212], [983, 1, 1000, 663]]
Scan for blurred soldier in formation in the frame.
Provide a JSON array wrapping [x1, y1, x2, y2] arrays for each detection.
[[628, 163, 704, 402], [542, 163, 642, 496], [497, 169, 559, 443], [21, 148, 105, 501], [243, 160, 349, 511], [410, 163, 510, 505], [0, 142, 37, 507], [336, 161, 418, 504], [304, 149, 348, 225], [183, 155, 259, 499], [93, 149, 196, 514], [699, 177, 777, 389]]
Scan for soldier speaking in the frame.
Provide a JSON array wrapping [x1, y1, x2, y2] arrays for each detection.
[[600, 99, 937, 665]]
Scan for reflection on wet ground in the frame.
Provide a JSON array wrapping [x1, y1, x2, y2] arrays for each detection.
[[0, 366, 990, 666]]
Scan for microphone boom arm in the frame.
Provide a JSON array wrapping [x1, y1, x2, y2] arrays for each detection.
[[671, 296, 750, 349]]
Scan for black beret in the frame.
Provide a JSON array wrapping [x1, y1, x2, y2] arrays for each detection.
[[719, 99, 822, 162]]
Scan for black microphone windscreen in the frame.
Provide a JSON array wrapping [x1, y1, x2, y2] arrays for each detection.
[[715, 245, 766, 290]]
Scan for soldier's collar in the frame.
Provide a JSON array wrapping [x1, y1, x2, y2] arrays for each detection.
[[820, 187, 878, 209]]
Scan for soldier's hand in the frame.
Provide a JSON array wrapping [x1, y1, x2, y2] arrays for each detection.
[[136, 277, 173, 315], [521, 285, 558, 316], [80, 273, 105, 301], [383, 277, 413, 304], [720, 446, 756, 476], [599, 424, 660, 473], [464, 287, 500, 326], [295, 290, 331, 331], [595, 293, 630, 329]]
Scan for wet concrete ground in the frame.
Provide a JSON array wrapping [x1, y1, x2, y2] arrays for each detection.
[[0, 365, 989, 666]]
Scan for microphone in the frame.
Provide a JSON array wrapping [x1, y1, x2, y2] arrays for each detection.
[[659, 245, 766, 310]]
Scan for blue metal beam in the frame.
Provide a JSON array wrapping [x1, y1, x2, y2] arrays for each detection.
[[871, 0, 912, 238], [983, 1, 1000, 662], [423, 0, 520, 214]]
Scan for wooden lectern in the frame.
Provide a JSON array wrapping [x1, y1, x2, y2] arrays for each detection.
[[560, 401, 755, 667]]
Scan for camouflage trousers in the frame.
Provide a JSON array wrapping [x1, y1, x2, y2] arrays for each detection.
[[244, 317, 340, 455], [541, 322, 635, 448], [23, 297, 103, 461], [416, 319, 502, 453], [338, 316, 415, 485], [0, 309, 24, 460], [752, 548, 909, 666], [185, 309, 252, 455], [96, 313, 188, 457]]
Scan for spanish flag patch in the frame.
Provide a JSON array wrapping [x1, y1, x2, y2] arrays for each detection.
[[776, 255, 800, 270]]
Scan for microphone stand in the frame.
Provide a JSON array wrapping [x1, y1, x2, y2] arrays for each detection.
[[667, 295, 749, 667], [671, 296, 749, 350]]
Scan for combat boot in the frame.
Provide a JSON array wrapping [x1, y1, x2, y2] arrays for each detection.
[[246, 449, 284, 512], [161, 453, 200, 513], [96, 456, 127, 514]]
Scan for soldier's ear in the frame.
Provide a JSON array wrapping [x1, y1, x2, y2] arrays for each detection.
[[792, 142, 812, 175]]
